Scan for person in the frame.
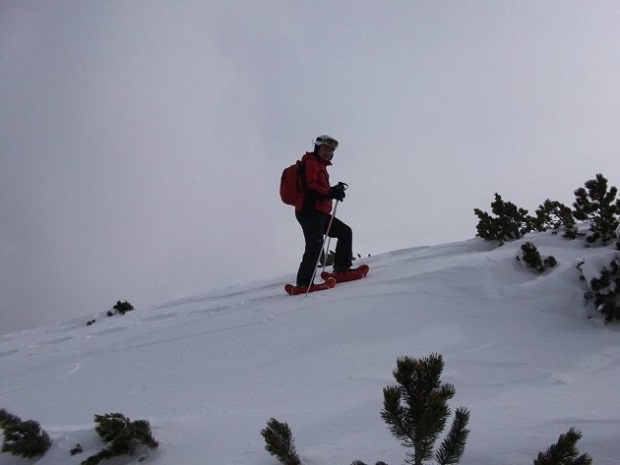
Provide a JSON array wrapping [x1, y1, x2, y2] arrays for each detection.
[[294, 135, 354, 287]]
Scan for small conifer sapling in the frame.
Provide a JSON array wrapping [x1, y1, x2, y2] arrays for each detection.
[[573, 173, 620, 245], [379, 354, 470, 465], [474, 193, 534, 245]]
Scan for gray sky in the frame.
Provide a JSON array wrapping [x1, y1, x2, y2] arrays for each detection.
[[2, 1, 620, 334]]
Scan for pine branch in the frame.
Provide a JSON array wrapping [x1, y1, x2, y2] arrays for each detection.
[[381, 386, 415, 448], [261, 418, 301, 465], [435, 407, 470, 465], [533, 428, 592, 465]]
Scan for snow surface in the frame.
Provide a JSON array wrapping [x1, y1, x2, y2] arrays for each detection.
[[1, 231, 619, 465]]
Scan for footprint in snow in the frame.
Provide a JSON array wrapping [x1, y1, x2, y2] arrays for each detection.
[[0, 349, 19, 357], [41, 336, 73, 345], [143, 312, 178, 322], [91, 326, 128, 336]]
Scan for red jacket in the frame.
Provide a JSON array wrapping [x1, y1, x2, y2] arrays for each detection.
[[295, 152, 333, 215]]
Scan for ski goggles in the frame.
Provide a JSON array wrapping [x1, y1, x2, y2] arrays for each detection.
[[315, 136, 339, 151]]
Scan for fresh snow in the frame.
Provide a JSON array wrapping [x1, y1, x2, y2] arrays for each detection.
[[1, 231, 619, 465]]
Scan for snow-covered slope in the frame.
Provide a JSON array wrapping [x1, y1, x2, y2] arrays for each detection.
[[1, 232, 619, 465]]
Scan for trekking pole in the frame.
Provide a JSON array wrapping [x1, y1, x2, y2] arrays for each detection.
[[306, 182, 348, 296], [321, 201, 338, 272], [306, 200, 340, 296]]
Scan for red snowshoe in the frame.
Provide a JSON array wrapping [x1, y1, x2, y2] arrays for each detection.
[[321, 264, 369, 283], [284, 277, 337, 295]]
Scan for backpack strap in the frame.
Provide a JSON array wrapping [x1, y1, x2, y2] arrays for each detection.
[[297, 159, 307, 193], [297, 159, 314, 212]]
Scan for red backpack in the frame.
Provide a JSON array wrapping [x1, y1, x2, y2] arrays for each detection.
[[279, 160, 306, 206]]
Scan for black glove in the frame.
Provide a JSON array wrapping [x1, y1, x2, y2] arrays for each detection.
[[329, 184, 346, 201]]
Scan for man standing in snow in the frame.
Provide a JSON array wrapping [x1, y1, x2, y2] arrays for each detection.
[[294, 135, 353, 288]]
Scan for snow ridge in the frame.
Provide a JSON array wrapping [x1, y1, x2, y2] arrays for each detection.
[[0, 233, 619, 465]]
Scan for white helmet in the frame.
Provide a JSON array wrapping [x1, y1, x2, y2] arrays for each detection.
[[314, 135, 339, 150]]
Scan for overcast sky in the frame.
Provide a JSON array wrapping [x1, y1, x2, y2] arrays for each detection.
[[2, 1, 620, 334]]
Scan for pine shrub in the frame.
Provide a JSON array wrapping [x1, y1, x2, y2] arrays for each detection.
[[581, 255, 620, 322], [82, 413, 158, 465], [474, 193, 534, 245], [517, 242, 557, 273], [534, 200, 578, 239], [260, 418, 301, 465], [573, 173, 620, 245], [0, 409, 51, 458], [71, 443, 83, 455], [534, 428, 592, 465], [107, 300, 134, 317], [378, 353, 470, 465]]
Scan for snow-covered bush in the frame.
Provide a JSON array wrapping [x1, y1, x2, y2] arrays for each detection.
[[516, 242, 557, 274], [107, 300, 134, 316], [82, 413, 158, 465], [87, 300, 135, 326], [0, 408, 51, 458], [578, 253, 620, 322]]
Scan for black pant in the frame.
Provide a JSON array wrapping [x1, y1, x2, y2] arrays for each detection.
[[295, 210, 352, 286]]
